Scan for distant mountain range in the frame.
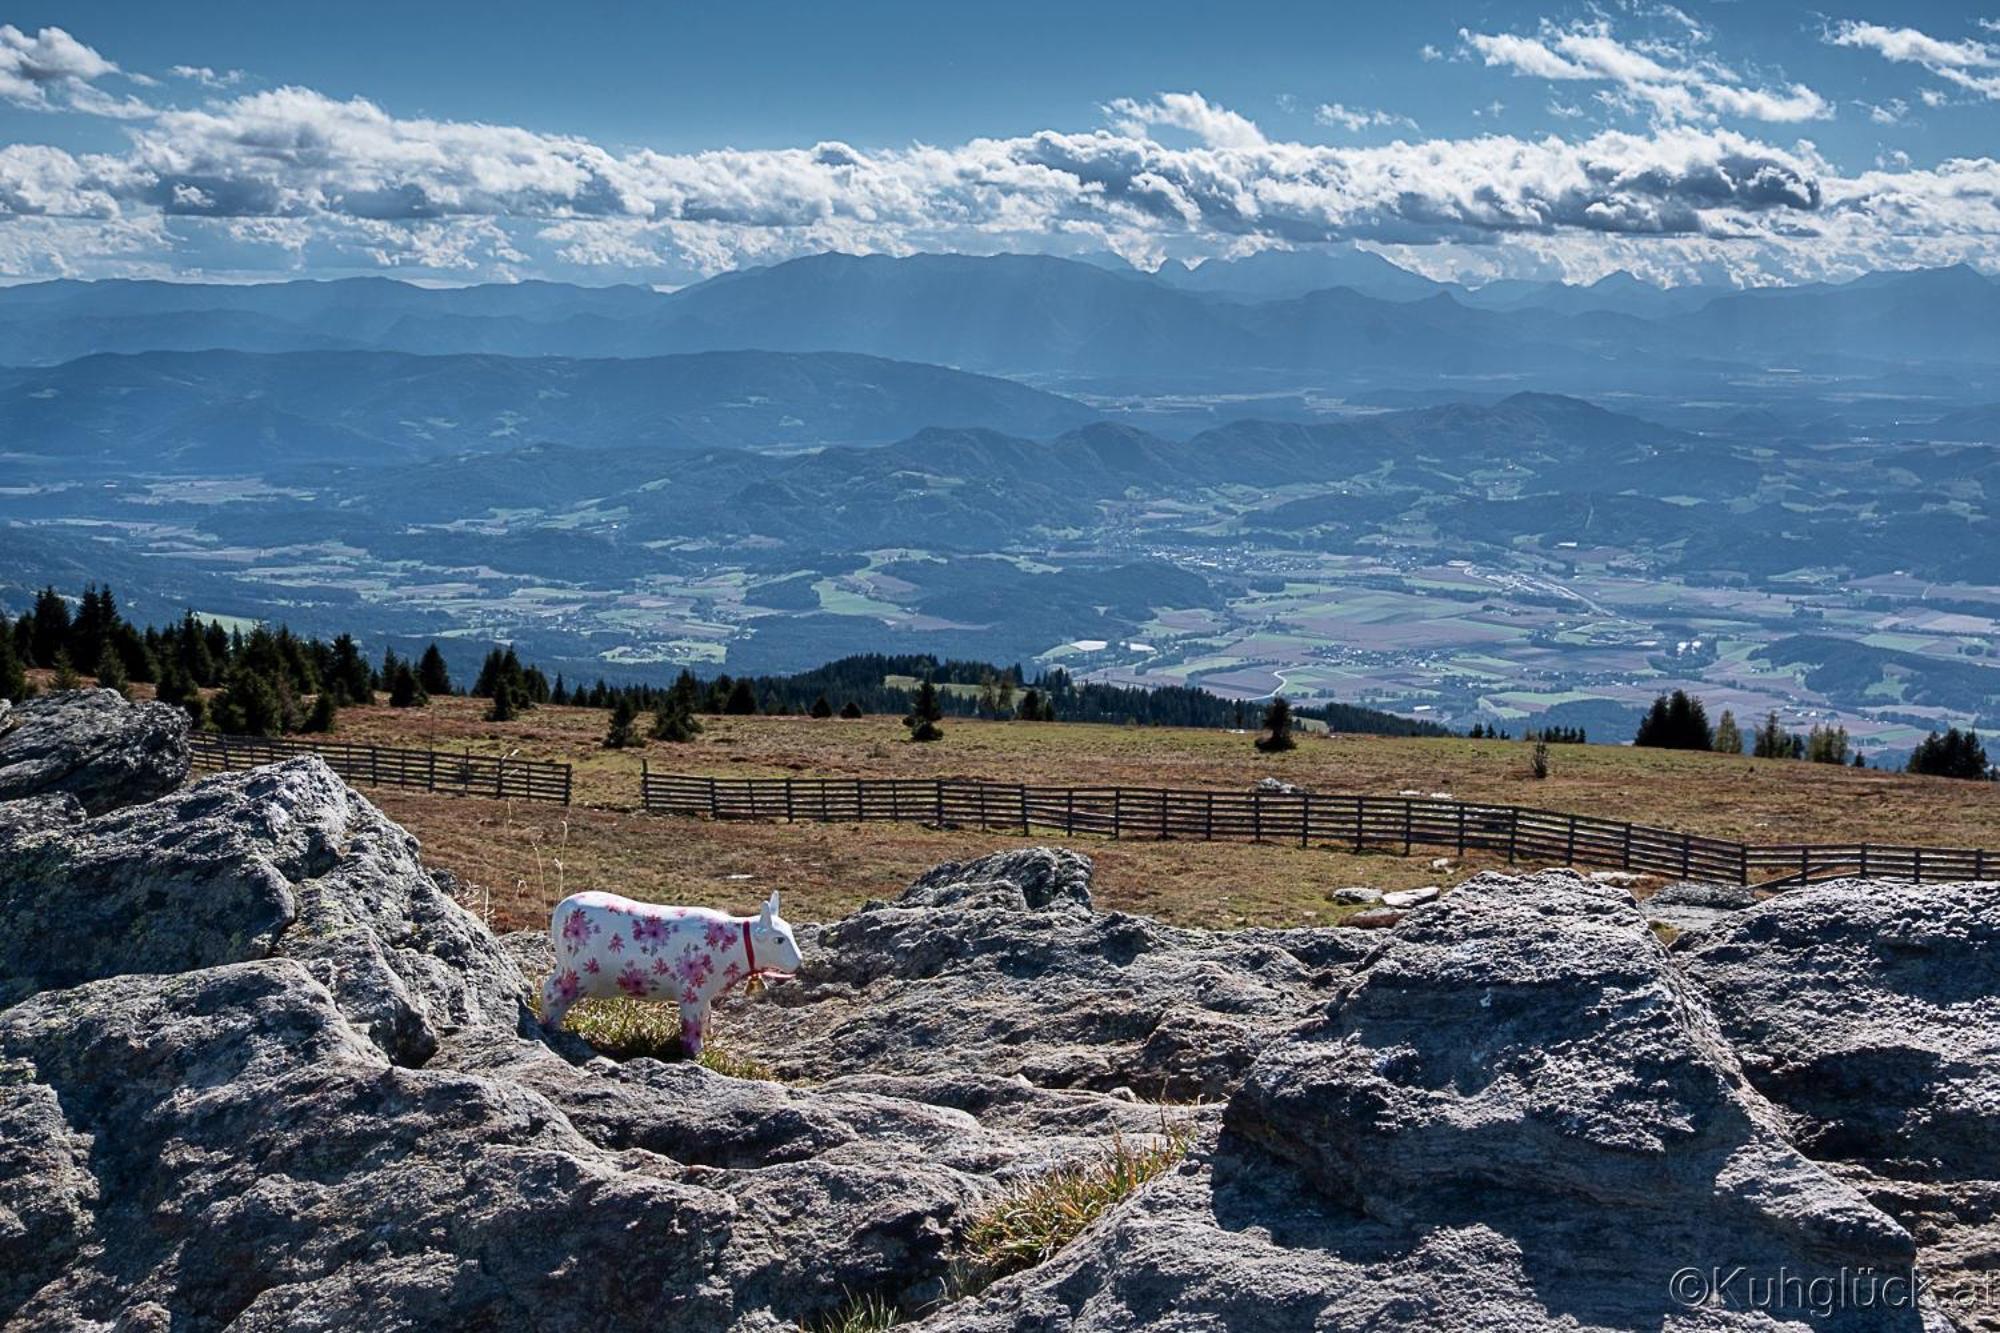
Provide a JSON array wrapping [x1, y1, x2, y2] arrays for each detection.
[[2, 255, 1994, 403], [0, 348, 1095, 470]]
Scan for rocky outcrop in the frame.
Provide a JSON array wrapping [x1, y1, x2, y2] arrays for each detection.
[[1, 693, 1992, 1331], [1682, 879, 2000, 1330], [710, 847, 1373, 1101], [0, 688, 189, 815]]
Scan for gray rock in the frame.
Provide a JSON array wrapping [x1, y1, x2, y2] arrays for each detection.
[[1645, 880, 1761, 936], [718, 847, 1371, 1102], [1681, 878, 2000, 1328], [1328, 886, 1382, 905], [0, 756, 525, 1061], [1341, 906, 1404, 929], [935, 871, 1929, 1331], [0, 689, 190, 815], [1379, 885, 1440, 908]]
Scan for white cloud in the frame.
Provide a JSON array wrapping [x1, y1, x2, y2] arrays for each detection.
[[1463, 20, 1831, 123], [0, 24, 119, 110], [1827, 19, 2000, 100], [1314, 102, 1418, 133], [168, 64, 245, 89], [1866, 97, 1910, 124], [0, 23, 1990, 287], [1420, 44, 1444, 62], [1105, 92, 1266, 148]]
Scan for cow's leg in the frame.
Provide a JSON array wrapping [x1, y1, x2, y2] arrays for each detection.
[[679, 997, 709, 1058], [540, 972, 577, 1030]]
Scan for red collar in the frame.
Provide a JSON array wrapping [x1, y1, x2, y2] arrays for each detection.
[[741, 919, 757, 978]]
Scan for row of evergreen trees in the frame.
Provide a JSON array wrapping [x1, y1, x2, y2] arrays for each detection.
[[1, 585, 456, 737], [1631, 688, 1991, 778]]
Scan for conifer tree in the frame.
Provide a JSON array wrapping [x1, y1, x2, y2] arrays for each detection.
[[1017, 687, 1043, 721], [388, 660, 427, 708], [839, 699, 864, 719], [93, 650, 130, 697], [652, 693, 701, 742], [0, 628, 27, 702], [1255, 695, 1296, 752], [1713, 709, 1743, 755], [417, 644, 452, 697], [604, 695, 642, 748], [810, 692, 833, 719], [301, 691, 338, 733], [724, 678, 759, 715], [906, 678, 944, 742], [50, 650, 82, 691], [486, 683, 519, 723], [30, 587, 70, 668]]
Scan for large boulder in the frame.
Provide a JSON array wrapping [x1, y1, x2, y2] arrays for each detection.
[[714, 847, 1372, 1101], [1681, 878, 2000, 1329], [0, 689, 190, 815], [0, 769, 1190, 1330], [935, 871, 1933, 1331], [0, 756, 521, 1063]]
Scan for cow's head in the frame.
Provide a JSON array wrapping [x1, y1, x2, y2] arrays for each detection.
[[752, 890, 803, 977]]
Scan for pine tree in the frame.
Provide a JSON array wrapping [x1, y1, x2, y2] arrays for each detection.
[[93, 650, 130, 697], [329, 634, 374, 705], [839, 699, 864, 720], [50, 650, 82, 691], [388, 660, 427, 708], [724, 678, 759, 715], [604, 696, 642, 749], [214, 664, 284, 736], [1713, 709, 1743, 755], [1634, 690, 1712, 750], [810, 693, 833, 719], [1908, 727, 1990, 780], [1256, 696, 1296, 752], [651, 694, 702, 742], [1753, 711, 1794, 760], [1017, 687, 1043, 721], [301, 691, 338, 733], [30, 587, 70, 668], [906, 678, 944, 742], [0, 628, 26, 703], [486, 683, 519, 723], [417, 644, 452, 696]]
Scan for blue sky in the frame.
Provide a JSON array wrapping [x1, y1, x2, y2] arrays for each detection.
[[0, 1, 1995, 286]]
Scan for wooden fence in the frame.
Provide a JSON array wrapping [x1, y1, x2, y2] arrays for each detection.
[[638, 769, 1994, 887], [190, 732, 572, 804]]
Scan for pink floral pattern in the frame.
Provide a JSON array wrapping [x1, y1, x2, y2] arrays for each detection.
[[540, 890, 797, 1058]]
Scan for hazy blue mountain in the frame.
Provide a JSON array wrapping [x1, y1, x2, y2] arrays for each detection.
[[1, 256, 1994, 399], [0, 347, 1097, 471], [1150, 246, 1445, 302]]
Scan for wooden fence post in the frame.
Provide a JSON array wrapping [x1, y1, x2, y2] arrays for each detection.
[[1020, 783, 1029, 835], [1353, 797, 1364, 853], [1622, 823, 1633, 871], [1403, 799, 1413, 855], [1250, 792, 1260, 843], [1565, 816, 1576, 867], [1507, 808, 1518, 864], [1066, 788, 1075, 835], [1205, 792, 1214, 841], [1456, 804, 1466, 855], [935, 779, 945, 824], [1300, 793, 1310, 849], [1113, 789, 1123, 840]]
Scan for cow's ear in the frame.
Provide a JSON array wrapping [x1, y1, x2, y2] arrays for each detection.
[[762, 890, 780, 922]]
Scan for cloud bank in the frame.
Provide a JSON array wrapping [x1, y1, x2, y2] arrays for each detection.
[[0, 22, 1992, 286]]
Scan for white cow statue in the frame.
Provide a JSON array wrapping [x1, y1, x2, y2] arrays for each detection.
[[539, 889, 802, 1056]]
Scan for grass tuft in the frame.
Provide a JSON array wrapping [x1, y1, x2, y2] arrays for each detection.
[[960, 1126, 1192, 1287], [526, 989, 775, 1078], [800, 1291, 903, 1333]]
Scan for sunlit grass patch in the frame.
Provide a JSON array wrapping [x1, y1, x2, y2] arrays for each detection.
[[960, 1126, 1193, 1287], [799, 1290, 903, 1332], [526, 989, 775, 1079]]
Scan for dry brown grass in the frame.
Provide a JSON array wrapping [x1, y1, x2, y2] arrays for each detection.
[[333, 696, 2000, 846], [113, 689, 1986, 933], [367, 787, 1489, 933]]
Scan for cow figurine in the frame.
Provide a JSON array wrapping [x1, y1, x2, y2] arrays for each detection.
[[539, 889, 802, 1057]]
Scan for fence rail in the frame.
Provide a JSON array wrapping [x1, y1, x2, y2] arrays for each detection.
[[190, 732, 572, 805], [639, 769, 1993, 887]]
